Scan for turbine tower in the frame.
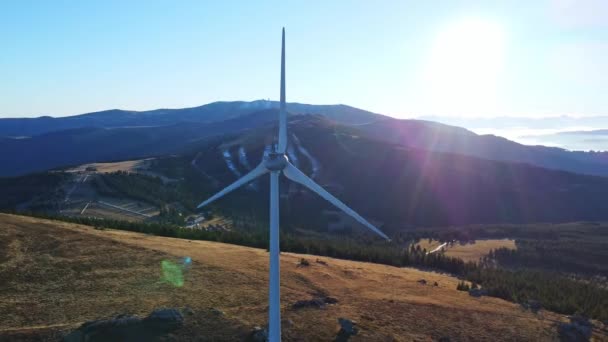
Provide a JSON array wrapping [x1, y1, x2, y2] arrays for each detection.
[[197, 28, 390, 342]]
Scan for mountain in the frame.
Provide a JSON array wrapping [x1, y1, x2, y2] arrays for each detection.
[[518, 129, 608, 152], [0, 109, 282, 177], [4, 114, 608, 229], [421, 115, 608, 152], [359, 118, 608, 176], [558, 129, 608, 136], [0, 100, 381, 137], [421, 115, 608, 131], [190, 116, 608, 227], [1, 101, 608, 178]]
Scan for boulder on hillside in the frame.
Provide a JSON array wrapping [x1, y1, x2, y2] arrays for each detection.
[[63, 308, 183, 342], [298, 258, 310, 267], [250, 326, 268, 342], [558, 315, 593, 341], [468, 288, 488, 297], [324, 296, 339, 304], [521, 300, 542, 314], [293, 296, 339, 309], [144, 308, 184, 331], [335, 318, 358, 341], [211, 308, 225, 316]]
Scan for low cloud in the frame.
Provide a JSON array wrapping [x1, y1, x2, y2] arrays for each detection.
[[550, 0, 608, 29]]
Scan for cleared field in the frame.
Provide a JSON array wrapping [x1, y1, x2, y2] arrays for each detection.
[[445, 239, 516, 263], [60, 196, 159, 223], [199, 216, 232, 228], [67, 159, 152, 173], [417, 239, 517, 263], [1, 214, 603, 341], [97, 197, 159, 217], [59, 173, 159, 222], [416, 239, 445, 253], [82, 204, 147, 222]]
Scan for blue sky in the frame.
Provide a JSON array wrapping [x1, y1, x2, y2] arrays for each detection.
[[1, 0, 607, 118]]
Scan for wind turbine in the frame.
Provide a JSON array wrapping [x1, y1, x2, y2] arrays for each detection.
[[197, 28, 390, 342]]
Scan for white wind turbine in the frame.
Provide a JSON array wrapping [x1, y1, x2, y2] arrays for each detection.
[[197, 28, 390, 342]]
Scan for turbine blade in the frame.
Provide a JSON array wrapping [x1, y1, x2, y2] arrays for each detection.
[[277, 27, 288, 153], [197, 163, 268, 209], [283, 163, 390, 240]]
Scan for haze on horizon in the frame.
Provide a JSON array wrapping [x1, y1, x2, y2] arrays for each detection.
[[1, 0, 607, 119]]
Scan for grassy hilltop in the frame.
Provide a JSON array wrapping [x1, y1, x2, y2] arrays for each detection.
[[2, 214, 606, 341]]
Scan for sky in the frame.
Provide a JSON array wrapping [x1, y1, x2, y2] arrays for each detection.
[[1, 0, 607, 119]]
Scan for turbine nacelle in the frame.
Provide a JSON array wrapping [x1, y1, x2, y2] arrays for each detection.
[[265, 152, 289, 171]]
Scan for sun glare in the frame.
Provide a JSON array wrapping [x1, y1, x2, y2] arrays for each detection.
[[423, 18, 507, 116]]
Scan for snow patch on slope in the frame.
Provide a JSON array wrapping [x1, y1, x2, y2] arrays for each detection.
[[238, 146, 252, 170], [222, 150, 241, 178], [292, 134, 320, 179]]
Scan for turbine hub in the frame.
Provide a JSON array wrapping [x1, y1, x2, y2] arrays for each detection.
[[266, 152, 289, 171]]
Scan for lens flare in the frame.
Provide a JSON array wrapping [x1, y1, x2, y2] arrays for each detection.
[[161, 260, 184, 287]]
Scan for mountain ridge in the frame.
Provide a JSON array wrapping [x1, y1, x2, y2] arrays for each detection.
[[1, 102, 608, 178], [0, 100, 383, 137]]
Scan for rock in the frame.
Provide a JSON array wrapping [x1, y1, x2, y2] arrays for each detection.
[[417, 279, 427, 285], [211, 308, 225, 316], [63, 308, 183, 342], [293, 298, 326, 309], [361, 314, 375, 322], [316, 258, 328, 265], [324, 296, 339, 304], [293, 296, 339, 309], [570, 315, 591, 326], [468, 289, 482, 297], [251, 326, 268, 342], [527, 300, 542, 313], [63, 315, 142, 342], [282, 318, 294, 328], [468, 288, 487, 297], [558, 314, 593, 341], [338, 318, 357, 335], [143, 308, 184, 331], [299, 258, 310, 266], [433, 282, 439, 287], [335, 318, 358, 341], [558, 323, 591, 342]]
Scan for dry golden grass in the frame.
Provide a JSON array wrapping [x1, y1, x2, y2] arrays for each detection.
[[67, 159, 152, 173], [1, 214, 604, 341], [445, 239, 516, 263]]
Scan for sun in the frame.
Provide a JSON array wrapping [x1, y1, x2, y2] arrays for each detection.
[[422, 18, 507, 116]]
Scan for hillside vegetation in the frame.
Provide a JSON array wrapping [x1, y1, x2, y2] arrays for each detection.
[[4, 214, 604, 341]]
